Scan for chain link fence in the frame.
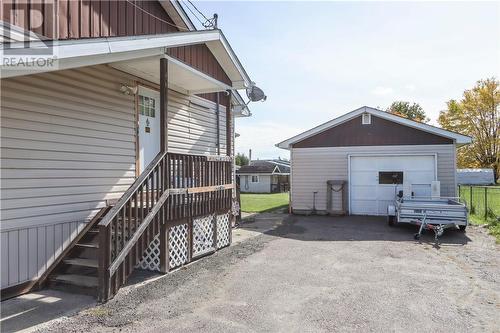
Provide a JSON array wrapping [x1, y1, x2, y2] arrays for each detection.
[[458, 185, 500, 220]]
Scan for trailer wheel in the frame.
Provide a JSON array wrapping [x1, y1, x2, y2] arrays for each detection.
[[413, 233, 421, 240], [459, 225, 467, 232], [388, 215, 396, 226]]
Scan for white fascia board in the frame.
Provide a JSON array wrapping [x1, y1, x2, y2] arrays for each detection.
[[160, 0, 196, 31], [1, 30, 226, 79], [276, 106, 472, 149], [220, 31, 251, 88], [206, 30, 252, 89]]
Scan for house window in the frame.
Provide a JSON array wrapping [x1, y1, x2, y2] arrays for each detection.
[[139, 95, 156, 117], [379, 171, 404, 184], [362, 113, 371, 125], [251, 175, 259, 183]]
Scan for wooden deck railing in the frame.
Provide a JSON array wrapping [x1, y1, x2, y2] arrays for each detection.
[[98, 152, 233, 301]]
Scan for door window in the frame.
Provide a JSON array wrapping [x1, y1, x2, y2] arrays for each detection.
[[379, 171, 403, 184], [139, 95, 156, 117]]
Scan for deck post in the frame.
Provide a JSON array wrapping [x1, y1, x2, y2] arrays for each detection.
[[98, 225, 111, 302], [159, 220, 169, 273], [159, 56, 169, 272], [160, 56, 168, 153]]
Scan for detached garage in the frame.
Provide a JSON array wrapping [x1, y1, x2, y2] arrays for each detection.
[[277, 107, 472, 216]]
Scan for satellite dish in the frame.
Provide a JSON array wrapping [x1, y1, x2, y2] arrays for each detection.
[[246, 84, 267, 102]]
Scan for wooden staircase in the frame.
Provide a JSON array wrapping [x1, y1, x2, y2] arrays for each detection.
[[35, 151, 234, 302], [40, 206, 112, 296]]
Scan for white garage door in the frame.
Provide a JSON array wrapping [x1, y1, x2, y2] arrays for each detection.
[[349, 155, 436, 215]]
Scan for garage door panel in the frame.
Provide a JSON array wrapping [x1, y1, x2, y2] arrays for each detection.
[[377, 185, 402, 198], [350, 185, 377, 199], [351, 200, 377, 215], [350, 155, 436, 215], [405, 171, 435, 184], [350, 172, 375, 185]]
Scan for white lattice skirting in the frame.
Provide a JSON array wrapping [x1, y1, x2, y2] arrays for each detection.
[[169, 223, 189, 269], [216, 213, 230, 249], [137, 212, 231, 272], [193, 214, 214, 257], [136, 234, 161, 272]]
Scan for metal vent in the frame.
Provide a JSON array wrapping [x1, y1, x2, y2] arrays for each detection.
[[362, 113, 371, 125]]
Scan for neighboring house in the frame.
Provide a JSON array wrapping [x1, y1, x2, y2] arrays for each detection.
[[277, 107, 472, 216], [457, 169, 495, 185], [237, 160, 290, 193], [0, 1, 261, 301]]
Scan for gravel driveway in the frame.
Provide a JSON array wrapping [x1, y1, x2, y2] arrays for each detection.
[[38, 215, 499, 332]]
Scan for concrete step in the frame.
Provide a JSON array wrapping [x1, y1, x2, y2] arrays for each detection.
[[63, 258, 98, 268]]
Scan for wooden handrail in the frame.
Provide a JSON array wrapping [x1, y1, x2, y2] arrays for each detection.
[[34, 206, 111, 291], [108, 190, 170, 276], [107, 183, 233, 276], [98, 151, 234, 301], [98, 151, 166, 227]]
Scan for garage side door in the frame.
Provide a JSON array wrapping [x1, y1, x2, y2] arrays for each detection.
[[350, 155, 436, 215]]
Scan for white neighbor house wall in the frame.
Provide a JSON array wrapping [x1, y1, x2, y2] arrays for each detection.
[[290, 144, 456, 213], [240, 174, 272, 193], [0, 64, 228, 290]]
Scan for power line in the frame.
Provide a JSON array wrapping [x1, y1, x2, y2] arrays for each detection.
[[183, 1, 206, 27], [187, 0, 211, 22], [125, 0, 190, 32], [184, 0, 216, 29]]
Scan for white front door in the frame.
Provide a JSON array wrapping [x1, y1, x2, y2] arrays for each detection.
[[349, 155, 436, 215], [138, 87, 161, 173]]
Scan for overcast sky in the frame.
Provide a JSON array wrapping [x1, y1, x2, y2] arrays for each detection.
[[185, 1, 500, 159]]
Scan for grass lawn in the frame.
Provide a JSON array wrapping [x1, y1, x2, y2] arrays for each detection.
[[469, 215, 500, 243], [458, 185, 500, 243], [240, 192, 289, 213]]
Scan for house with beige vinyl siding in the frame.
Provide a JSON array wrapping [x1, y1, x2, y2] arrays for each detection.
[[277, 107, 471, 216], [0, 0, 263, 301], [237, 160, 290, 193]]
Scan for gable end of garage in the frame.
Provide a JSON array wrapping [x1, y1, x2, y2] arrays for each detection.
[[292, 115, 454, 148]]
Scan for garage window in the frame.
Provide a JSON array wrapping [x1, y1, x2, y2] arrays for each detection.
[[251, 175, 259, 183], [379, 171, 403, 184]]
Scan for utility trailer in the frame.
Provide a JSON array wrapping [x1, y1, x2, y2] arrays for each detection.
[[387, 197, 468, 241]]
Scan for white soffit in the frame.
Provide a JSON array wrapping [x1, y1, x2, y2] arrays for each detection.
[[110, 55, 231, 94], [276, 106, 472, 149]]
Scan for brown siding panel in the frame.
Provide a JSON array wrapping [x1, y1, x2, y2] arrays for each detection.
[[80, 0, 90, 38], [58, 0, 68, 39], [91, 1, 101, 37], [68, 0, 79, 39], [3, 0, 178, 40], [293, 115, 453, 148]]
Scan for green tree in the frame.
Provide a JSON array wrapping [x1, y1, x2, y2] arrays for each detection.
[[438, 78, 499, 180], [235, 153, 249, 166], [386, 101, 429, 123]]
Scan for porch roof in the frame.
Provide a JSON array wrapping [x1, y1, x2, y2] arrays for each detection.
[[0, 30, 252, 91]]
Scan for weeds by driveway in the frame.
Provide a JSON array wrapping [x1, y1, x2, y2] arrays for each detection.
[[34, 215, 499, 332]]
